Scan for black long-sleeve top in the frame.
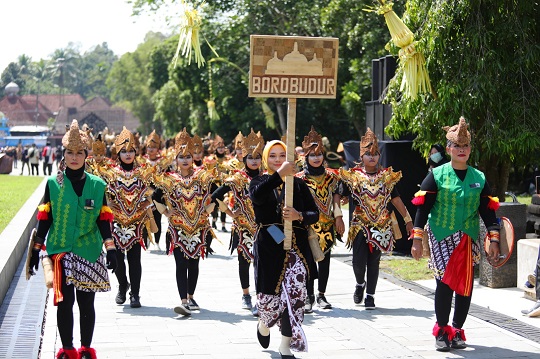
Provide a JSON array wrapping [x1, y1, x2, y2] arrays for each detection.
[[249, 171, 319, 295], [413, 169, 499, 231]]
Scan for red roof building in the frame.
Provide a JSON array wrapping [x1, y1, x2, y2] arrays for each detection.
[[0, 82, 140, 135]]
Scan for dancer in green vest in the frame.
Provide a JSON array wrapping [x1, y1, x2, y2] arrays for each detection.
[[410, 117, 501, 352], [28, 120, 117, 359]]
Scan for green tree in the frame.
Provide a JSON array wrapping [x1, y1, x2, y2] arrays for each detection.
[[76, 43, 118, 100], [321, 0, 405, 138], [107, 31, 167, 134], [0, 62, 26, 97], [140, 0, 362, 146], [48, 47, 81, 103], [382, 0, 540, 198]]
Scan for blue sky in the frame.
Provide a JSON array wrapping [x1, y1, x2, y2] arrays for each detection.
[[1, 0, 173, 72]]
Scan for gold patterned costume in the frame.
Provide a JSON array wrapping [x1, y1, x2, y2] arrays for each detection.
[[296, 127, 341, 253], [154, 129, 219, 259], [340, 166, 402, 252], [296, 169, 341, 252], [95, 128, 154, 251]]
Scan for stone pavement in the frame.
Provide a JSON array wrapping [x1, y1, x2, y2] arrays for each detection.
[[1, 172, 539, 359], [35, 219, 540, 359]]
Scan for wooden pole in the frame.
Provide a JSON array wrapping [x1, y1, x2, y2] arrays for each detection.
[[283, 98, 297, 251]]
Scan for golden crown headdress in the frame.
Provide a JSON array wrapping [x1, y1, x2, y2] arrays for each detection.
[[145, 130, 161, 149], [192, 134, 204, 154], [443, 116, 471, 146], [115, 127, 137, 152], [360, 128, 379, 157], [175, 128, 195, 156], [213, 134, 225, 149], [92, 134, 106, 156], [302, 126, 324, 155], [241, 129, 265, 158], [234, 131, 244, 150], [62, 119, 90, 152]]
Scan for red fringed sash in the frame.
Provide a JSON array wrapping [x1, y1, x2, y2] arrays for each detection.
[[52, 253, 66, 305], [442, 234, 474, 296]]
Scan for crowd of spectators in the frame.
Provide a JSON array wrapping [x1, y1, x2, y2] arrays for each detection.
[[0, 142, 62, 175]]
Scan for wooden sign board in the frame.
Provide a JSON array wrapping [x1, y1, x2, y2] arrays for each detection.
[[249, 35, 339, 99]]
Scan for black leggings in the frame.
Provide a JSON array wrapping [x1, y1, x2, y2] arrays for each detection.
[[352, 234, 381, 295], [238, 253, 251, 289], [114, 243, 142, 295], [57, 274, 96, 348], [173, 248, 200, 299], [143, 209, 162, 245], [153, 209, 163, 244], [435, 279, 473, 329], [211, 206, 226, 224], [307, 252, 331, 296]]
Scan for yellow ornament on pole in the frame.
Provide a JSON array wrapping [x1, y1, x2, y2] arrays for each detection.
[[366, 0, 435, 100]]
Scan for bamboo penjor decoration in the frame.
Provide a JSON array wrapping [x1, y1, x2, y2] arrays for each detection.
[[173, 0, 218, 68], [367, 0, 434, 100]]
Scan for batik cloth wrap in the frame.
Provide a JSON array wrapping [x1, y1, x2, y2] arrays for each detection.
[[95, 161, 154, 251], [257, 250, 308, 352], [426, 223, 485, 296], [225, 170, 258, 262], [296, 169, 340, 254], [340, 167, 402, 252], [51, 251, 110, 306], [155, 167, 218, 259]]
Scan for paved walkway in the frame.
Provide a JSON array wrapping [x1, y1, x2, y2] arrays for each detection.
[[35, 219, 540, 359], [1, 168, 539, 358]]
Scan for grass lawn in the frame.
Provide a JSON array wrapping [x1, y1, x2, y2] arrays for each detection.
[[517, 195, 532, 205], [379, 256, 433, 281], [0, 175, 43, 233]]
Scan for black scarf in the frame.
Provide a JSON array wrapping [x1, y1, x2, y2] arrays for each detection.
[[65, 166, 86, 196], [245, 167, 260, 178], [304, 162, 325, 176], [65, 166, 85, 181], [119, 160, 134, 171]]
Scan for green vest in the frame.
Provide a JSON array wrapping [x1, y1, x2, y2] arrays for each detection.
[[46, 173, 107, 262], [429, 163, 485, 242]]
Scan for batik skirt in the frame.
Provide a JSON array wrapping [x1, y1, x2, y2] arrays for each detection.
[[257, 250, 308, 352], [52, 252, 111, 305], [427, 223, 485, 281]]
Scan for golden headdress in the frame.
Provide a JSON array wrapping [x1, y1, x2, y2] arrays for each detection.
[[92, 134, 106, 156], [62, 119, 90, 152], [241, 129, 265, 158], [213, 134, 225, 151], [174, 128, 195, 156], [360, 128, 379, 157], [145, 130, 161, 149], [234, 131, 244, 150], [443, 116, 471, 146], [115, 127, 137, 153], [192, 134, 204, 154], [302, 126, 324, 155]]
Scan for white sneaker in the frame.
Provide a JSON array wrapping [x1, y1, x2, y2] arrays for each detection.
[[522, 300, 540, 317], [174, 303, 191, 316]]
